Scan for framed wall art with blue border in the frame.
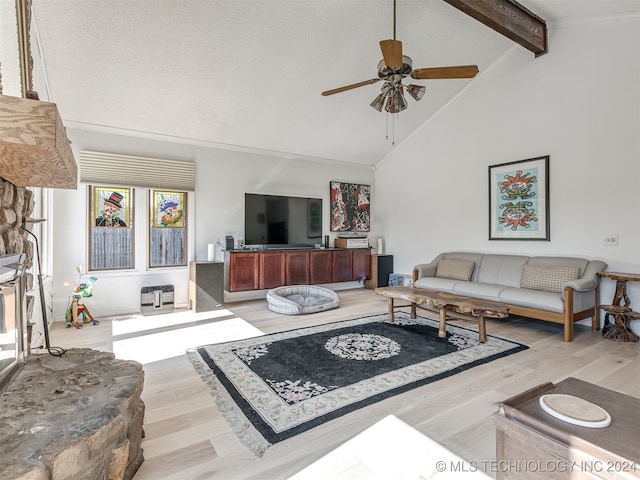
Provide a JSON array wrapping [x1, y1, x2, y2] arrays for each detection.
[[489, 155, 550, 241]]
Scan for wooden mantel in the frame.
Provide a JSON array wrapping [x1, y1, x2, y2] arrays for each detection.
[[0, 95, 77, 189]]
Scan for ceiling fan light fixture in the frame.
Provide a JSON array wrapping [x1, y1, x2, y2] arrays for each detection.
[[370, 94, 386, 112], [407, 84, 426, 101], [381, 81, 395, 96], [385, 90, 407, 113]]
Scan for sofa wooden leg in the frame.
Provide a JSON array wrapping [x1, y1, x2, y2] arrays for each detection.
[[563, 287, 574, 342], [564, 325, 573, 342], [563, 312, 574, 342]]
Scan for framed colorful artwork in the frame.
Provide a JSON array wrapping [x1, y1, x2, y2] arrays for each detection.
[[488, 155, 550, 241], [330, 181, 370, 232], [93, 186, 131, 228], [152, 191, 185, 228]]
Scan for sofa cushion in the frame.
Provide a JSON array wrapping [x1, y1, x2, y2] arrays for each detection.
[[436, 259, 475, 281], [477, 255, 529, 288], [527, 256, 588, 274], [441, 253, 485, 281], [453, 281, 507, 302], [520, 264, 581, 293], [414, 277, 460, 291], [500, 287, 565, 313]]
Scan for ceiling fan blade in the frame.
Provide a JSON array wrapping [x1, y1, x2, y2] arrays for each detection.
[[379, 39, 403, 68], [321, 78, 381, 96], [411, 65, 479, 80]]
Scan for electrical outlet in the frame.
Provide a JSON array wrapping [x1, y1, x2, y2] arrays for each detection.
[[603, 234, 618, 246]]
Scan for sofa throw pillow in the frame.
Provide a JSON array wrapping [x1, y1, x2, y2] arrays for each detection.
[[435, 259, 475, 281], [520, 264, 581, 293]]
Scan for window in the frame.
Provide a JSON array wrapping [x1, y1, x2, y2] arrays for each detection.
[[81, 152, 194, 272], [149, 190, 187, 268], [88, 185, 190, 271], [89, 186, 134, 270]]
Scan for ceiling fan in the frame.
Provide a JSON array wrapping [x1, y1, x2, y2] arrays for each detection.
[[321, 0, 479, 113]]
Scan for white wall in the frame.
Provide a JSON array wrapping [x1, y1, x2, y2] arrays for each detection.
[[374, 15, 640, 330], [52, 130, 374, 319], [50, 14, 639, 329]]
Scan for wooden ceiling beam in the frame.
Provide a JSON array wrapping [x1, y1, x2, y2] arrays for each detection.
[[443, 0, 548, 57]]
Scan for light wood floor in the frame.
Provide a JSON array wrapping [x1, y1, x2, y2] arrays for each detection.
[[50, 289, 640, 480]]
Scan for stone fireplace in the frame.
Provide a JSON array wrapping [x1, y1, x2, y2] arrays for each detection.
[[0, 349, 145, 480], [0, 177, 146, 479], [0, 176, 36, 390]]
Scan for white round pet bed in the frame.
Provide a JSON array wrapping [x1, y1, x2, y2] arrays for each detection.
[[266, 285, 340, 315]]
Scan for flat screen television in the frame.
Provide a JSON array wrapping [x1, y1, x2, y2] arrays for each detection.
[[244, 193, 322, 248]]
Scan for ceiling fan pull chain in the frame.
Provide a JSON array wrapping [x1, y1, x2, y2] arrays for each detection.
[[385, 113, 389, 141], [384, 113, 396, 145], [392, 114, 395, 146]]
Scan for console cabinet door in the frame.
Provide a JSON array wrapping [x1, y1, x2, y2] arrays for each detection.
[[229, 252, 259, 292], [310, 251, 333, 284], [260, 252, 285, 289], [352, 249, 372, 281], [333, 250, 353, 282], [285, 251, 310, 285]]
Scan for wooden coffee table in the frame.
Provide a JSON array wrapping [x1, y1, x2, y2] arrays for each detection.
[[375, 286, 510, 342]]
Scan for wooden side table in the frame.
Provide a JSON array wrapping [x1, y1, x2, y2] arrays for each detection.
[[491, 377, 640, 480], [597, 272, 640, 342]]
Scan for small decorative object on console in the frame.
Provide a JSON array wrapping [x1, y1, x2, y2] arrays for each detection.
[[334, 237, 368, 248], [225, 235, 234, 251]]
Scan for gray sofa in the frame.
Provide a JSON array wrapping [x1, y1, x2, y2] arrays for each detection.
[[413, 252, 607, 342]]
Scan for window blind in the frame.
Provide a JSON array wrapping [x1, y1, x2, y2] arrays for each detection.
[[79, 150, 195, 191]]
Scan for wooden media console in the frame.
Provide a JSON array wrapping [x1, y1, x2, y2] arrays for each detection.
[[227, 248, 371, 292]]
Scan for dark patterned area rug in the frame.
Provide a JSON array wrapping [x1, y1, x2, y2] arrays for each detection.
[[187, 312, 528, 456]]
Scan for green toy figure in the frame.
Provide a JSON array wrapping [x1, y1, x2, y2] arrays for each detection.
[[64, 267, 98, 328]]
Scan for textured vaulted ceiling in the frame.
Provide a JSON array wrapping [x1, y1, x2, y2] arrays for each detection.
[[28, 0, 640, 166]]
